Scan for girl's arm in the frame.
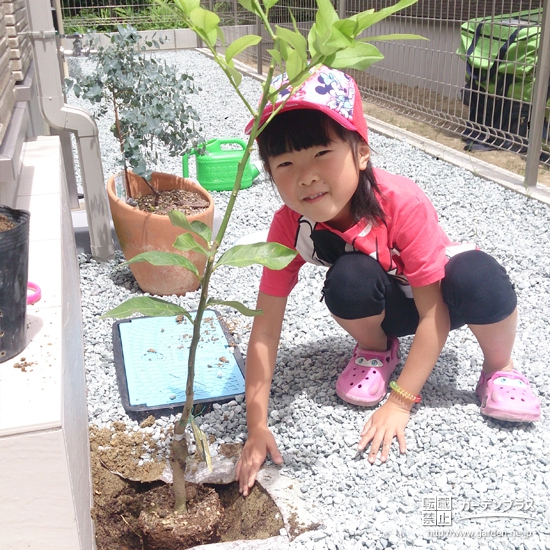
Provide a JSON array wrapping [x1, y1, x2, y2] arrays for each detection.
[[235, 291, 288, 495], [358, 281, 450, 463]]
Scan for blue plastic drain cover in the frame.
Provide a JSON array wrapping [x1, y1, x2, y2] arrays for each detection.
[[112, 309, 245, 412]]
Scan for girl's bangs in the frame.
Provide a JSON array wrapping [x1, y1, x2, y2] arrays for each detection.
[[259, 110, 347, 158]]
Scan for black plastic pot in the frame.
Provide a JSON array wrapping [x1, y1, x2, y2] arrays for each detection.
[[0, 206, 30, 363]]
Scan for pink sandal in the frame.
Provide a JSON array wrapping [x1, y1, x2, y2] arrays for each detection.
[[476, 370, 541, 422], [336, 336, 401, 406]]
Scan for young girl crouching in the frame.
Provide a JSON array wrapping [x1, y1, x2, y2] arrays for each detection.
[[235, 66, 541, 496]]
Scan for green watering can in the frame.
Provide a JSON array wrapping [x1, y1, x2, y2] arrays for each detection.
[[182, 138, 260, 191]]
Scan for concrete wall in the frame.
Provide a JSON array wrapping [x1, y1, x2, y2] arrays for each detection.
[[365, 19, 466, 100]]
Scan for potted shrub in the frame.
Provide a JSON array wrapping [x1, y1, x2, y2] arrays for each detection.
[[100, 0, 424, 546], [67, 25, 212, 296]]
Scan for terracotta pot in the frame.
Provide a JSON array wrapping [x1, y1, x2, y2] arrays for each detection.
[[107, 171, 214, 296]]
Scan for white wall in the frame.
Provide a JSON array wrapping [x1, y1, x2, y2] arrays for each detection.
[[0, 136, 94, 550]]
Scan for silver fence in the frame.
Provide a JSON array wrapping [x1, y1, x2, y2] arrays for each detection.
[[59, 0, 255, 31], [60, 0, 550, 182], [231, 0, 550, 178]]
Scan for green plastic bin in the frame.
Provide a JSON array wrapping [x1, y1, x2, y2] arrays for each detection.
[[457, 9, 543, 103]]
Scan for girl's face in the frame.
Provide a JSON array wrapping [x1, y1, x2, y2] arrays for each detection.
[[267, 133, 370, 232]]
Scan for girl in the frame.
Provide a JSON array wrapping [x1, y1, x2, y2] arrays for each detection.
[[235, 65, 541, 496]]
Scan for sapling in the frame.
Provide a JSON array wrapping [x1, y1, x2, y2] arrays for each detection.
[[104, 0, 424, 513], [66, 24, 204, 202]]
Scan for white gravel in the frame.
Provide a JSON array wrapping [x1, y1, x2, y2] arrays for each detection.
[[70, 49, 550, 550]]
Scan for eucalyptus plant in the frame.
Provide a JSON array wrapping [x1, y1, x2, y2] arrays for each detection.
[[103, 0, 423, 514], [66, 24, 204, 200]]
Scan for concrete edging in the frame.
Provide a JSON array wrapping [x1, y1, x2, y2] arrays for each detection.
[[365, 116, 550, 206]]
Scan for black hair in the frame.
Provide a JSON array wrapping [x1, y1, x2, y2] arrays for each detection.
[[257, 109, 386, 225]]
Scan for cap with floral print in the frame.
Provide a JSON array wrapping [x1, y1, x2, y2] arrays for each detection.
[[245, 65, 368, 142]]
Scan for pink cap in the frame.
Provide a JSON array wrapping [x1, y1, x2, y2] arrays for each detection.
[[245, 65, 368, 142]]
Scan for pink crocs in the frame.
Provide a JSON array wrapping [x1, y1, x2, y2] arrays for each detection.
[[336, 336, 401, 406], [476, 370, 541, 422]]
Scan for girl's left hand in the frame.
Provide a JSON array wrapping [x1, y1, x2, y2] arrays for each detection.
[[358, 399, 411, 463]]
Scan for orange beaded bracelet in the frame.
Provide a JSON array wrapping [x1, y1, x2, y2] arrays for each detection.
[[389, 381, 422, 404]]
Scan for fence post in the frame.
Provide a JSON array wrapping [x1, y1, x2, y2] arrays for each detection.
[[234, 0, 238, 25], [338, 0, 346, 19], [524, 0, 550, 187]]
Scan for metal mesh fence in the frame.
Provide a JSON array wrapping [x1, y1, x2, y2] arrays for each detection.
[[346, 0, 549, 163], [60, 1, 182, 32], [59, 0, 256, 32], [60, 0, 550, 169], [237, 0, 549, 166]]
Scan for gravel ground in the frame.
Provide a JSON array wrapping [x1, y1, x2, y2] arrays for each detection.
[[70, 50, 550, 549]]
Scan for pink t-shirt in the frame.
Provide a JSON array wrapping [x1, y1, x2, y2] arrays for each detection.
[[259, 168, 452, 298]]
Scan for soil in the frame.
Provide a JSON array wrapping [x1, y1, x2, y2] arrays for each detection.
[[137, 484, 224, 549], [90, 425, 284, 550], [0, 214, 15, 232], [13, 358, 34, 372], [136, 189, 210, 216]]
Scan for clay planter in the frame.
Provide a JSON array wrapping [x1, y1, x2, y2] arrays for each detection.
[[107, 171, 214, 296]]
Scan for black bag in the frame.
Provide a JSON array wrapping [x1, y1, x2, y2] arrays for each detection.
[[462, 74, 531, 152], [461, 19, 534, 152]]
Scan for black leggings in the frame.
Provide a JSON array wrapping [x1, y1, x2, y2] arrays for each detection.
[[322, 250, 517, 337]]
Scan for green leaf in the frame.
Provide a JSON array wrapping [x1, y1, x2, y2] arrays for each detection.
[[275, 26, 307, 62], [279, 39, 291, 62], [289, 8, 300, 35], [215, 242, 298, 269], [325, 23, 355, 49], [126, 251, 200, 279], [325, 42, 384, 70], [168, 210, 212, 244], [332, 19, 359, 43], [173, 0, 200, 17], [189, 7, 220, 47], [225, 62, 243, 87], [173, 233, 209, 256], [285, 49, 305, 82], [225, 35, 262, 62], [308, 25, 332, 58], [207, 299, 263, 317], [191, 418, 212, 471], [215, 56, 243, 88], [237, 0, 257, 14], [315, 0, 339, 32], [346, 9, 374, 34], [101, 296, 193, 321], [263, 0, 280, 9], [354, 0, 418, 33], [217, 26, 227, 48], [267, 48, 283, 65]]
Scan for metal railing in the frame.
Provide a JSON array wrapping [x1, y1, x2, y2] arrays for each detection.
[[60, 0, 550, 184], [225, 0, 550, 184], [59, 0, 256, 31], [346, 0, 550, 174]]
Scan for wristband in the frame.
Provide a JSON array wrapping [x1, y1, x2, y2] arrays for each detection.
[[389, 381, 421, 404]]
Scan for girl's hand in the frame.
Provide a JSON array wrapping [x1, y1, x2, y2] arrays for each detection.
[[358, 398, 411, 463], [235, 426, 283, 496]]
